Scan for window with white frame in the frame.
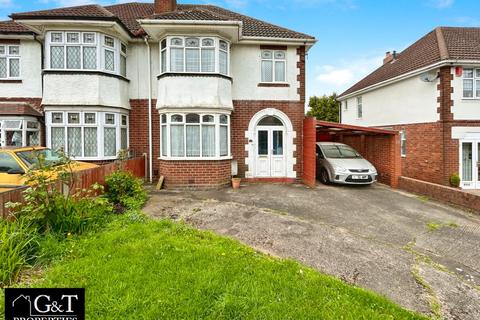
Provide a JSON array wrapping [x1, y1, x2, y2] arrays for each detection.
[[400, 130, 406, 157], [0, 44, 20, 79], [0, 117, 40, 147], [46, 31, 127, 77], [357, 96, 363, 118], [261, 50, 286, 82], [161, 36, 230, 76], [46, 110, 128, 160], [462, 68, 480, 98], [160, 112, 230, 159]]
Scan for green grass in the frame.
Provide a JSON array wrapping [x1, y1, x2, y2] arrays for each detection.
[[1, 218, 427, 319]]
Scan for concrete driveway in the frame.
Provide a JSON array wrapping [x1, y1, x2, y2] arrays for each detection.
[[144, 183, 480, 319]]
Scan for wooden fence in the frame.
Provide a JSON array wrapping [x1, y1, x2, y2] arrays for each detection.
[[0, 156, 146, 219]]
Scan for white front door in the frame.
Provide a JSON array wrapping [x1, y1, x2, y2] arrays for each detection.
[[460, 141, 480, 189], [255, 126, 286, 177]]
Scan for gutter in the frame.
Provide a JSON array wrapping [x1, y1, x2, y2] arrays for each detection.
[[144, 36, 153, 183]]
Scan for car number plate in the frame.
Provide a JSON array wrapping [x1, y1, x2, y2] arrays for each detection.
[[352, 175, 368, 179]]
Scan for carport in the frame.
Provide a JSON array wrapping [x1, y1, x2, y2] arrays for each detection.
[[303, 118, 401, 188]]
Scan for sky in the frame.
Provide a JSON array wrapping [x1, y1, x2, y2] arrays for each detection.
[[2, 0, 480, 98]]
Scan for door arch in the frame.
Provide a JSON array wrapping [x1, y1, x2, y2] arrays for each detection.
[[245, 108, 296, 178]]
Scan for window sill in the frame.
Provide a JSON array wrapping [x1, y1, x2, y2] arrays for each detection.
[[158, 72, 232, 82], [43, 70, 130, 82], [158, 156, 233, 161], [0, 79, 22, 83], [257, 82, 290, 87]]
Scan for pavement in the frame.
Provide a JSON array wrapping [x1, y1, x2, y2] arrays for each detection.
[[143, 182, 480, 319]]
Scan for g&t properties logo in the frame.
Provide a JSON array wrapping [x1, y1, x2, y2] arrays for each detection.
[[4, 288, 85, 320]]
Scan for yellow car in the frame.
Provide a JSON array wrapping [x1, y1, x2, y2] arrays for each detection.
[[0, 147, 98, 193]]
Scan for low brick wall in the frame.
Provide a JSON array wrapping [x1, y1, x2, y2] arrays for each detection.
[[159, 159, 231, 188], [398, 176, 480, 212]]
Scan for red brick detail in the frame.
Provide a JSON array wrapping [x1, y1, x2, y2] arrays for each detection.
[[159, 159, 231, 188], [257, 83, 290, 87], [398, 176, 480, 213], [338, 133, 401, 187], [154, 0, 176, 14], [260, 45, 288, 50], [296, 46, 306, 103], [437, 66, 454, 122], [302, 117, 316, 188], [0, 39, 20, 44], [231, 100, 305, 179], [128, 99, 160, 176], [0, 97, 43, 114], [0, 80, 22, 83], [390, 122, 444, 185], [243, 177, 296, 184]]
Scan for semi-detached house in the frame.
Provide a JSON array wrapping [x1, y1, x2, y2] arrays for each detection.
[[0, 0, 315, 187], [338, 27, 480, 190]]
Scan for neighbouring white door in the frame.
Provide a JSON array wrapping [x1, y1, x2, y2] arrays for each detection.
[[460, 141, 480, 189], [255, 126, 286, 177]]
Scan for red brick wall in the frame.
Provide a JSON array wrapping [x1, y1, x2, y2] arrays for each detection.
[[399, 176, 480, 213], [339, 133, 401, 187], [231, 100, 305, 179], [0, 97, 43, 113], [129, 99, 160, 176], [159, 159, 231, 188], [391, 122, 444, 185], [303, 117, 316, 187]]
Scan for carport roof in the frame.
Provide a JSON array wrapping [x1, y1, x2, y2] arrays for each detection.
[[315, 120, 398, 135]]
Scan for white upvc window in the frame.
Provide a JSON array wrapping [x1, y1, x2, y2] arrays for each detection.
[[160, 112, 230, 160], [357, 96, 363, 119], [0, 117, 40, 147], [160, 36, 230, 76], [261, 50, 286, 83], [0, 44, 20, 79], [400, 130, 406, 157], [46, 110, 129, 160], [46, 31, 127, 77], [462, 68, 480, 98]]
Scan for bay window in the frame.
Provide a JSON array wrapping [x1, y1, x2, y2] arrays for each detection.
[[160, 112, 230, 159], [161, 36, 230, 76], [261, 50, 286, 82], [0, 44, 20, 79], [0, 117, 40, 147], [46, 31, 127, 77], [46, 110, 128, 160]]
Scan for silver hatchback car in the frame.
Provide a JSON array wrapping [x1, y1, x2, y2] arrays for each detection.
[[316, 142, 377, 185]]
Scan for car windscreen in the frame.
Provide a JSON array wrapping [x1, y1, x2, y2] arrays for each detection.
[[15, 149, 63, 169], [321, 145, 362, 159], [0, 153, 23, 173]]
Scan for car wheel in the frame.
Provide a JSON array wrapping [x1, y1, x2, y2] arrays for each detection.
[[320, 168, 330, 185]]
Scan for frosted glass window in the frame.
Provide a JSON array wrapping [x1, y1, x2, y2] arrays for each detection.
[[68, 127, 82, 157], [104, 128, 116, 156], [219, 50, 228, 75], [67, 46, 81, 69], [67, 33, 80, 43], [161, 125, 167, 156], [83, 47, 97, 69], [9, 58, 20, 78], [51, 128, 65, 151], [104, 49, 115, 71], [261, 60, 273, 82], [201, 49, 215, 72], [202, 125, 215, 157], [185, 48, 200, 72], [186, 126, 200, 157], [0, 58, 6, 78], [121, 128, 128, 150], [171, 125, 184, 157], [50, 46, 65, 69], [261, 49, 285, 82], [462, 142, 472, 181], [170, 48, 184, 72], [220, 126, 228, 156], [84, 127, 97, 157]]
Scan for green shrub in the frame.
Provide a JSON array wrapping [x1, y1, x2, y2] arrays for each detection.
[[0, 219, 39, 286], [450, 173, 460, 188], [105, 170, 147, 212]]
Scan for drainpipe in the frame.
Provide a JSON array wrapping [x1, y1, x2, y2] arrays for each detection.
[[144, 36, 153, 183]]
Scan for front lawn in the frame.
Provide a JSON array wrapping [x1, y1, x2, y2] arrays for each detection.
[[2, 217, 426, 319]]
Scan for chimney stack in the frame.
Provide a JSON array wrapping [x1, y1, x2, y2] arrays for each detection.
[[154, 0, 177, 14], [383, 50, 397, 65]]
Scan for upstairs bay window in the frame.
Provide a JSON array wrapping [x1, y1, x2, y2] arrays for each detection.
[[46, 110, 128, 160], [0, 44, 20, 79], [160, 113, 230, 159], [46, 31, 127, 77], [160, 36, 229, 76]]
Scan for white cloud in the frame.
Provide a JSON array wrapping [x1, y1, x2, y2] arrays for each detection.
[[0, 0, 13, 7], [309, 54, 383, 96], [428, 0, 454, 9]]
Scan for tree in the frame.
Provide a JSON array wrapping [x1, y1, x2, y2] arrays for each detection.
[[306, 93, 340, 122]]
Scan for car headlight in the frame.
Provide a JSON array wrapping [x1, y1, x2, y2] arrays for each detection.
[[370, 167, 377, 174], [334, 166, 348, 174]]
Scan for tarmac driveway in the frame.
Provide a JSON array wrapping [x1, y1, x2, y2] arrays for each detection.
[[144, 183, 480, 319]]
